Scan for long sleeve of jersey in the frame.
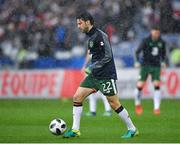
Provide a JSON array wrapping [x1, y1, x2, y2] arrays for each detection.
[[161, 41, 166, 63], [91, 34, 112, 70], [87, 27, 117, 79], [135, 39, 145, 62]]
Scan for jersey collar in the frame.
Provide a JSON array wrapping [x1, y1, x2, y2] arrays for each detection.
[[86, 26, 96, 37]]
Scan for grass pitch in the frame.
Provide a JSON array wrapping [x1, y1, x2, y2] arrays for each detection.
[[0, 99, 180, 143]]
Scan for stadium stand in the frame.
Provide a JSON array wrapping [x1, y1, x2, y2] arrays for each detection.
[[0, 0, 179, 69]]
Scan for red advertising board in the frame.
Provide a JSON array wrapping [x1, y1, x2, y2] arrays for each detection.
[[0, 70, 64, 98], [0, 69, 179, 99]]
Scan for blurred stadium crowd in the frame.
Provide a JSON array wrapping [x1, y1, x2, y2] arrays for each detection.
[[0, 0, 180, 69]]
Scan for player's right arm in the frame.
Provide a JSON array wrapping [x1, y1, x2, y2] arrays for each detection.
[[81, 49, 91, 74], [134, 39, 146, 68]]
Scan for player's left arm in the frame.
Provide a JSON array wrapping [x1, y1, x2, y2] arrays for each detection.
[[91, 34, 112, 70], [161, 41, 167, 68]]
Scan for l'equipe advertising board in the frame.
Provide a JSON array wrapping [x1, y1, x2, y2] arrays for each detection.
[[0, 69, 179, 99]]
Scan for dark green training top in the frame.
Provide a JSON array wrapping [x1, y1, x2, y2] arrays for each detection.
[[135, 36, 166, 67], [86, 27, 117, 80]]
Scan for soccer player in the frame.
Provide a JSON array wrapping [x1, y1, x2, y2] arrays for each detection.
[[82, 50, 112, 117], [63, 11, 138, 139], [85, 91, 112, 116], [134, 25, 166, 115]]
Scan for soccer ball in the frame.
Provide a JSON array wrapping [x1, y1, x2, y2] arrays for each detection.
[[49, 118, 67, 135]]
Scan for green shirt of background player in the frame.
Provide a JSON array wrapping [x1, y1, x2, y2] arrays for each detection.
[[134, 25, 167, 115], [63, 11, 139, 139]]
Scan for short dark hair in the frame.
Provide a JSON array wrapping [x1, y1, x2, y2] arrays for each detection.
[[76, 11, 94, 25], [151, 25, 160, 31]]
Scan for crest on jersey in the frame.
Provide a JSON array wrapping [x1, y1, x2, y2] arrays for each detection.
[[149, 42, 153, 47], [158, 42, 162, 48], [89, 41, 94, 48], [100, 41, 104, 46]]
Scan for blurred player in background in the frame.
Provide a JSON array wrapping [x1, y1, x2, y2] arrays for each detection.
[[82, 50, 111, 117], [85, 91, 112, 116], [134, 25, 166, 115], [63, 11, 138, 139]]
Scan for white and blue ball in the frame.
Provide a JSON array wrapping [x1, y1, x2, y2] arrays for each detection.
[[49, 118, 67, 135]]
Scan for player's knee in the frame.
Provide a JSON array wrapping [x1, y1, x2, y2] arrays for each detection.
[[137, 81, 144, 90], [137, 86, 143, 91], [73, 94, 83, 103], [137, 85, 143, 91], [154, 86, 160, 90], [153, 81, 160, 89]]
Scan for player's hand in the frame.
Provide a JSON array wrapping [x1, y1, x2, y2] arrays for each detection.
[[81, 66, 86, 73], [134, 61, 140, 68], [161, 62, 166, 68], [85, 67, 92, 75]]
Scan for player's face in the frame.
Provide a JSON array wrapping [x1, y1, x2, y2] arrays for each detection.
[[151, 29, 160, 40], [76, 19, 89, 33]]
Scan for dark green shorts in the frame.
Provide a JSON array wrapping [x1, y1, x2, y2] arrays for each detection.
[[80, 75, 118, 96], [139, 66, 161, 81]]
